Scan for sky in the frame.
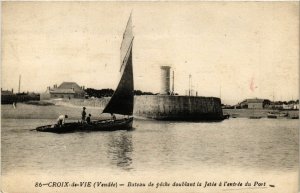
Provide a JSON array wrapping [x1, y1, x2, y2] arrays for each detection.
[[1, 2, 299, 105]]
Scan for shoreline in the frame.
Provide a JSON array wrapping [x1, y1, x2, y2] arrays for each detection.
[[2, 102, 299, 120], [223, 109, 299, 119], [1, 103, 106, 120]]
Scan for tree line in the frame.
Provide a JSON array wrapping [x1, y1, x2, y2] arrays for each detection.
[[85, 88, 155, 98]]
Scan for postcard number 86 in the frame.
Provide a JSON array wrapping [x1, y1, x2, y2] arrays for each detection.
[[35, 182, 43, 187]]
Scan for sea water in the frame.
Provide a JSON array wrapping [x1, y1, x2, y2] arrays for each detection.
[[1, 104, 299, 192]]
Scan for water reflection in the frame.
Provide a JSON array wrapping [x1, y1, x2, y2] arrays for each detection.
[[107, 131, 133, 171]]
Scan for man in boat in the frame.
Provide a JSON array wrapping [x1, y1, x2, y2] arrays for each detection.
[[57, 115, 68, 126], [86, 114, 91, 124], [12, 101, 17, 109], [111, 113, 116, 121], [81, 107, 86, 123]]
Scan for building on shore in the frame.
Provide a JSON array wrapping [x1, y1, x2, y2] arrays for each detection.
[[1, 88, 14, 95], [237, 98, 299, 110], [274, 102, 299, 110], [40, 82, 86, 100], [1, 88, 16, 104], [1, 88, 40, 104], [247, 98, 266, 109], [237, 98, 271, 109]]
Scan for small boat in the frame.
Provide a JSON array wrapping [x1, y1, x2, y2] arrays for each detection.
[[267, 113, 277, 119], [34, 14, 134, 133], [267, 111, 288, 119], [249, 116, 262, 119], [223, 114, 230, 119]]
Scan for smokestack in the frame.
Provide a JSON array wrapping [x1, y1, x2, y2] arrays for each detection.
[[172, 70, 174, 95], [12, 88, 14, 93], [160, 66, 171, 95]]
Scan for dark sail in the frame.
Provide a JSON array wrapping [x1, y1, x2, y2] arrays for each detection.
[[102, 15, 134, 115]]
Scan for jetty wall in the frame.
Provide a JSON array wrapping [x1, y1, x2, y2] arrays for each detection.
[[54, 97, 110, 108], [134, 95, 223, 120], [50, 95, 223, 120]]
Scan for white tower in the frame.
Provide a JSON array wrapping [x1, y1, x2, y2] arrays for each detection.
[[160, 66, 171, 95]]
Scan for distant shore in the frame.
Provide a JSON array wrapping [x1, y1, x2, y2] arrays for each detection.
[[2, 99, 299, 120], [49, 98, 109, 108], [1, 102, 107, 120], [223, 109, 299, 119]]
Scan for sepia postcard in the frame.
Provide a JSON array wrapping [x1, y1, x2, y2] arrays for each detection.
[[1, 1, 299, 193]]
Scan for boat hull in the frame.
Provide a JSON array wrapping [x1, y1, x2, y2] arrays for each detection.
[[267, 114, 277, 119], [249, 116, 262, 119], [267, 112, 288, 119], [35, 117, 133, 133]]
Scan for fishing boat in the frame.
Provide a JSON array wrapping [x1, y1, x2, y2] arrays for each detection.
[[231, 113, 238, 118], [35, 14, 134, 133], [267, 112, 277, 119], [36, 118, 133, 133], [223, 114, 230, 119], [267, 111, 288, 119], [289, 115, 299, 119], [249, 116, 262, 119]]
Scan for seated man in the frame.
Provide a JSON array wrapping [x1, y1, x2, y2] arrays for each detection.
[[86, 114, 91, 124], [111, 113, 116, 121], [57, 114, 68, 126]]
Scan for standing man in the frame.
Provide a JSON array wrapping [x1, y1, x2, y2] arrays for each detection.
[[82, 107, 86, 123]]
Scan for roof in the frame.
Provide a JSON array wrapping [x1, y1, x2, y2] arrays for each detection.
[[57, 82, 85, 94], [247, 99, 265, 103], [58, 82, 80, 89], [50, 89, 75, 94]]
